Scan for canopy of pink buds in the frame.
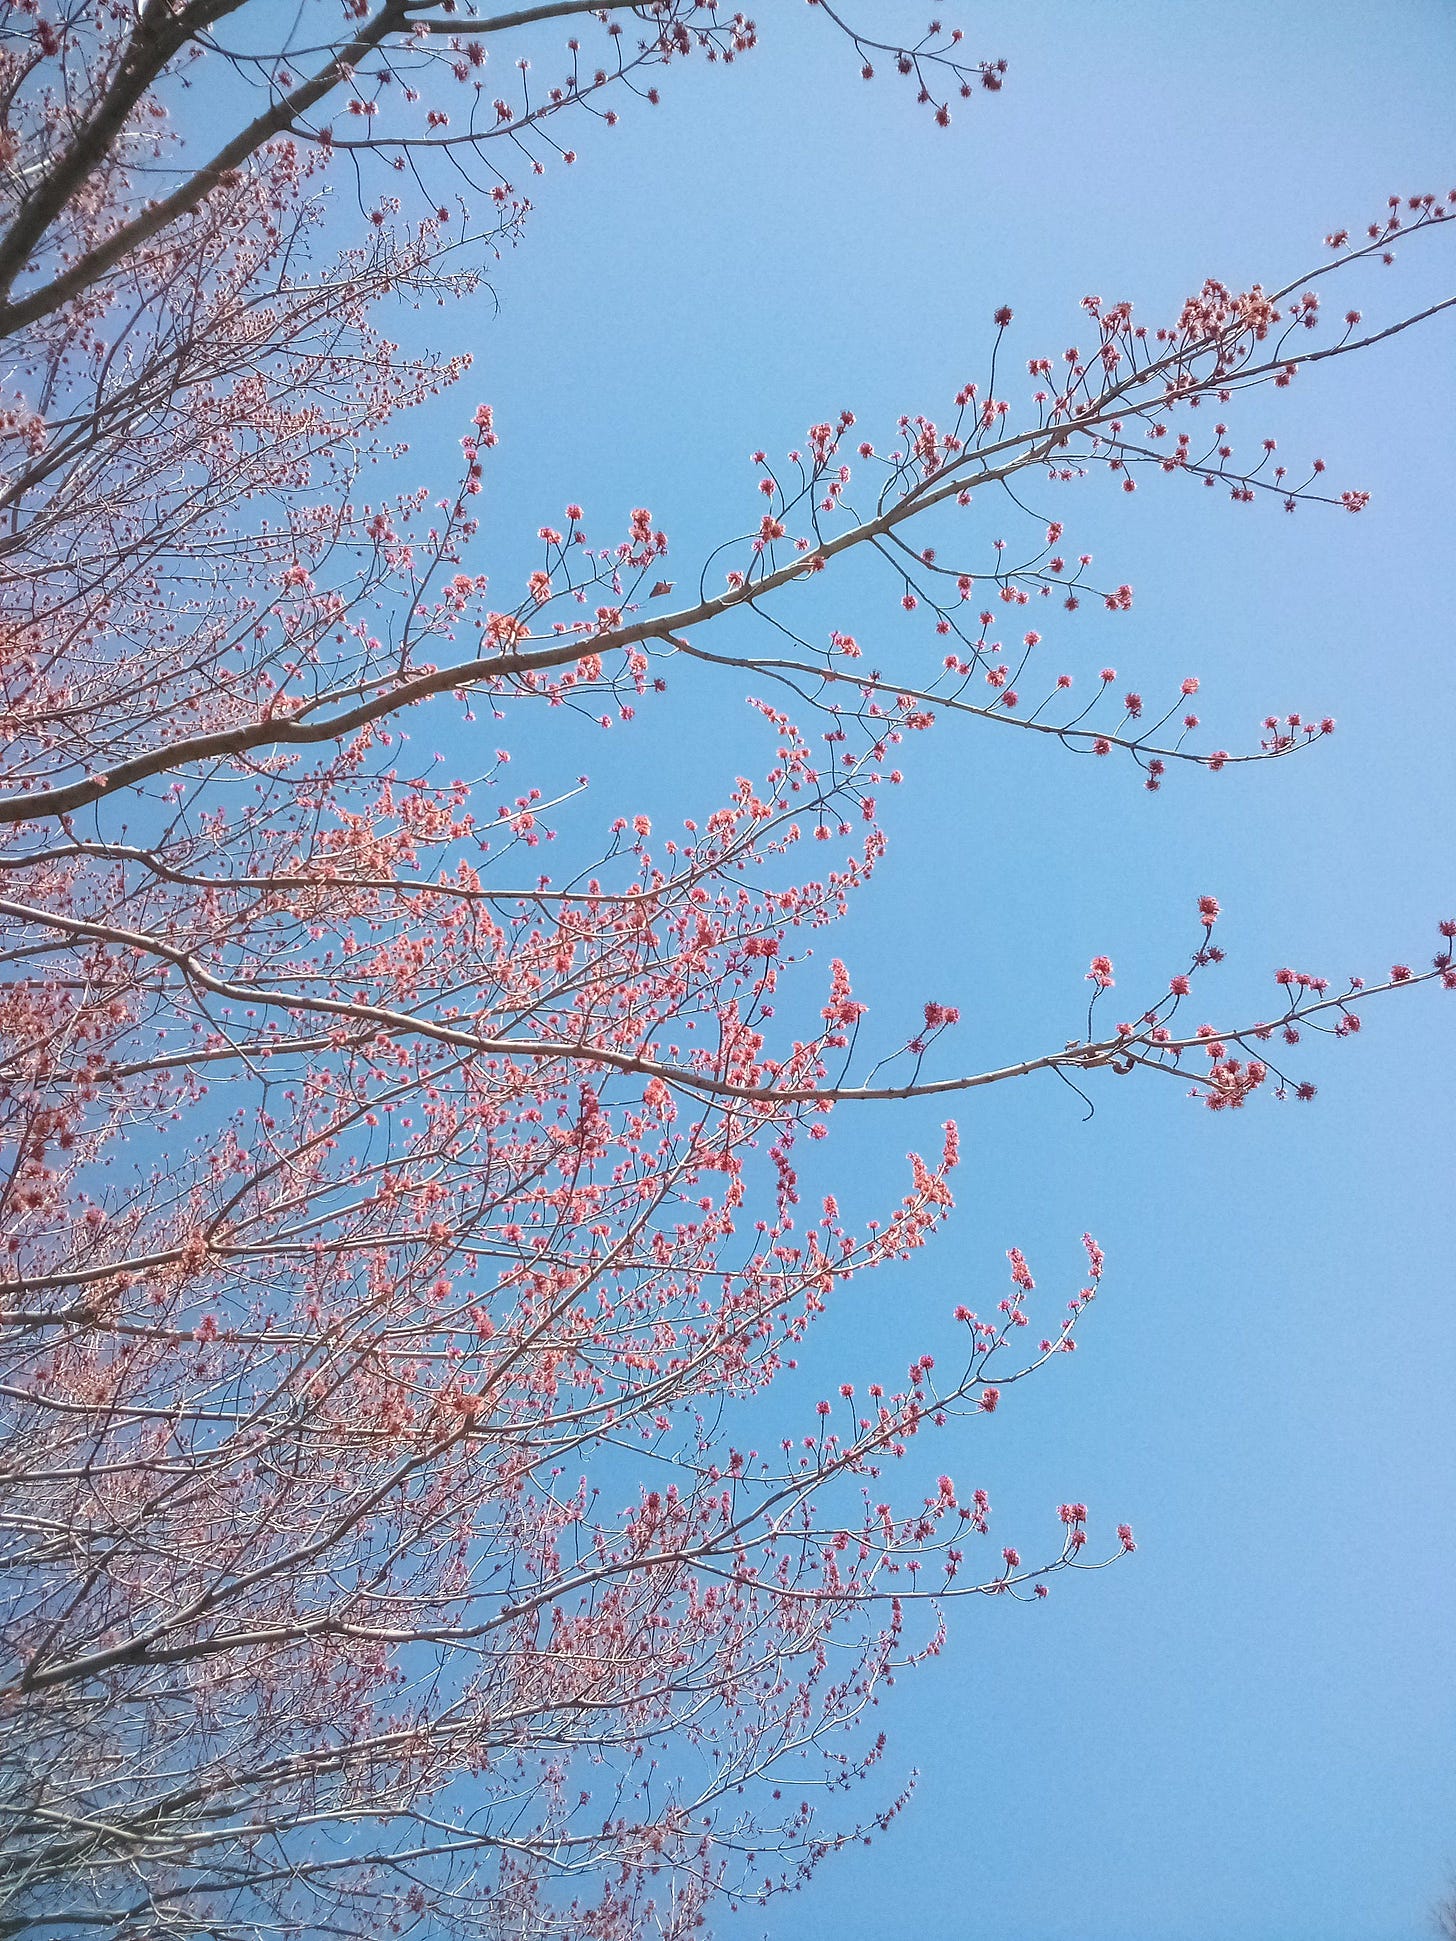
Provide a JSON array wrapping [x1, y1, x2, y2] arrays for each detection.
[[0, 3, 1451, 1934]]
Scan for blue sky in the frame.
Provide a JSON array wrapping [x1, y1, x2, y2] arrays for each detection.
[[393, 4, 1455, 1935]]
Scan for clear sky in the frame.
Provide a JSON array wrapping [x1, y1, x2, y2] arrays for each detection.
[[392, 4, 1456, 1935]]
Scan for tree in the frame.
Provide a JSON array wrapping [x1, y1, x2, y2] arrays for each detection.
[[0, 4, 1451, 1936]]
